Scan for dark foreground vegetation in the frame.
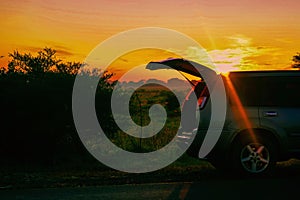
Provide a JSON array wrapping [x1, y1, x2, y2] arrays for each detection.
[[0, 48, 118, 169], [0, 72, 184, 167], [0, 47, 196, 189]]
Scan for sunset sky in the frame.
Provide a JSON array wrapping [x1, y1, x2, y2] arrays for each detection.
[[1, 0, 300, 81]]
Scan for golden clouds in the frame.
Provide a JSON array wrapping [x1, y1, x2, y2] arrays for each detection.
[[208, 35, 281, 72]]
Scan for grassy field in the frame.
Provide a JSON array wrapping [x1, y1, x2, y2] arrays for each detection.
[[106, 83, 187, 152]]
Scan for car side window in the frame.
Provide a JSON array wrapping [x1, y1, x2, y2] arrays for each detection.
[[261, 76, 300, 107]]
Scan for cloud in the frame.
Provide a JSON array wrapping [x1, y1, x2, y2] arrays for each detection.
[[173, 34, 282, 73], [23, 45, 74, 57], [181, 35, 280, 72], [208, 48, 243, 72], [54, 49, 74, 56], [170, 46, 216, 69], [227, 35, 252, 47], [275, 38, 293, 44]]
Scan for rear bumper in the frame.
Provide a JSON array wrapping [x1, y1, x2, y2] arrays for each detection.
[[177, 128, 207, 159], [177, 128, 232, 161]]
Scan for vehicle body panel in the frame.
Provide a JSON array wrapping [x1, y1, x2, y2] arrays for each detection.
[[146, 58, 300, 164]]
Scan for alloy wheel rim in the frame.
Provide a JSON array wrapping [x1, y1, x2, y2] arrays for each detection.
[[240, 143, 270, 173]]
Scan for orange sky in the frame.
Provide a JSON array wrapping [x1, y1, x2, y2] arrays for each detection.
[[1, 0, 300, 81]]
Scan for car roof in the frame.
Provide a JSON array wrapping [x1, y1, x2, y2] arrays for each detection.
[[228, 70, 300, 77]]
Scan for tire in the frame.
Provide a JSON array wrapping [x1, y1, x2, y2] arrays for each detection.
[[230, 134, 277, 176]]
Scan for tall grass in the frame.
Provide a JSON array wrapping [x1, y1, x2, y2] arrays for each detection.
[[105, 84, 187, 153]]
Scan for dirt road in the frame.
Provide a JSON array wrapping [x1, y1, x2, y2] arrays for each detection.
[[0, 177, 298, 200]]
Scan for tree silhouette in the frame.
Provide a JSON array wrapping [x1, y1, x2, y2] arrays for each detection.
[[55, 61, 82, 75], [292, 52, 300, 68], [7, 47, 83, 75], [8, 47, 59, 74]]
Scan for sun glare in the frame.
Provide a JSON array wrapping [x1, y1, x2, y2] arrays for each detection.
[[224, 75, 257, 143]]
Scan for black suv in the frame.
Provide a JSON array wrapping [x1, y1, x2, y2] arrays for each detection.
[[147, 58, 300, 176]]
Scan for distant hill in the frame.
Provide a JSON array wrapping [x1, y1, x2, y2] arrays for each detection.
[[119, 78, 192, 91]]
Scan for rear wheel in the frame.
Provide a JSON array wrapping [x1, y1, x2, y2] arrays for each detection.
[[230, 134, 277, 176]]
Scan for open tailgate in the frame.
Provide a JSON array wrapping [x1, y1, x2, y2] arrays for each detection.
[[146, 58, 216, 79]]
